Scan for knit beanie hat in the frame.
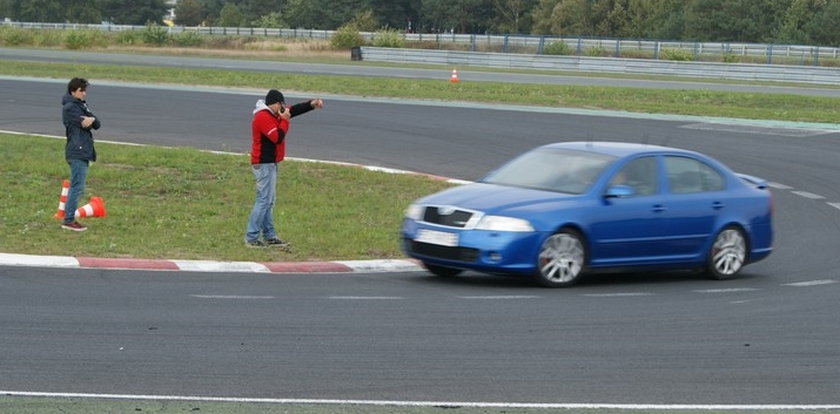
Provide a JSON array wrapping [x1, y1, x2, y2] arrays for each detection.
[[265, 89, 284, 105]]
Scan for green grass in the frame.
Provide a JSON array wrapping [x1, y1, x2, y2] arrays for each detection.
[[0, 133, 452, 261], [1, 59, 839, 123]]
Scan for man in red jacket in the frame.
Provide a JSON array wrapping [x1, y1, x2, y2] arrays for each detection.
[[245, 89, 324, 248]]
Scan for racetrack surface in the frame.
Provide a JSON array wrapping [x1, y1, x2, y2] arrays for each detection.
[[1, 70, 840, 405]]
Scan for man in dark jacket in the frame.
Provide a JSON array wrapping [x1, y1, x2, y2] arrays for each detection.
[[61, 77, 101, 232]]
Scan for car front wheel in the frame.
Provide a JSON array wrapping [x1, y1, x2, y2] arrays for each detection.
[[534, 230, 586, 287], [706, 226, 746, 280]]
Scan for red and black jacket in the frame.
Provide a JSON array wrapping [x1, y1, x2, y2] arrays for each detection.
[[250, 100, 315, 164]]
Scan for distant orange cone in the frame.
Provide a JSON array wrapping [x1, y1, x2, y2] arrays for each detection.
[[75, 196, 106, 218], [450, 68, 459, 83], [53, 179, 69, 219]]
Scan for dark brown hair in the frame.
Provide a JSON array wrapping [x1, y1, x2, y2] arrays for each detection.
[[67, 77, 89, 94]]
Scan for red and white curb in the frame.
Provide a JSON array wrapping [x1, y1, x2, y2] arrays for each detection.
[[0, 253, 424, 274]]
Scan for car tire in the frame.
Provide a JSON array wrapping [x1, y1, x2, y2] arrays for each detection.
[[424, 263, 463, 278], [706, 226, 746, 280], [534, 229, 586, 288]]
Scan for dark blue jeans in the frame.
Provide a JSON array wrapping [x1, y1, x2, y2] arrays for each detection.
[[64, 158, 89, 223], [245, 163, 278, 242]]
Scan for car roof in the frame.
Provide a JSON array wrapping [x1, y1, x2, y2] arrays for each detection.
[[542, 141, 698, 158]]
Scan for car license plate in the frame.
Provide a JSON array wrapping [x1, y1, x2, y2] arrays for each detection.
[[415, 229, 458, 247]]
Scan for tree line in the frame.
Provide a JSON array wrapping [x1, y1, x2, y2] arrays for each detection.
[[2, 0, 839, 47]]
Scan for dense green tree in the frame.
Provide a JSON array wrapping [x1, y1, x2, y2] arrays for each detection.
[[776, 0, 840, 45], [491, 0, 538, 33], [102, 0, 167, 25], [283, 0, 358, 29], [366, 0, 419, 30], [64, 0, 104, 23], [238, 0, 283, 26], [347, 9, 379, 31], [0, 0, 22, 20], [196, 0, 226, 25], [217, 2, 244, 26], [592, 0, 631, 37], [639, 0, 685, 40], [174, 0, 204, 26], [530, 0, 560, 34], [683, 0, 788, 42], [541, 0, 593, 35], [19, 0, 63, 22], [421, 0, 495, 33], [807, 0, 840, 46]]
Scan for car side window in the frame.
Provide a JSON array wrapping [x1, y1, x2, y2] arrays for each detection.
[[609, 156, 658, 196], [665, 156, 724, 193]]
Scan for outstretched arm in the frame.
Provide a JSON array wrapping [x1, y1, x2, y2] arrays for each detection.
[[289, 99, 324, 118]]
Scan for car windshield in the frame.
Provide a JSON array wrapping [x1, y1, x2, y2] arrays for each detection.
[[480, 148, 615, 194]]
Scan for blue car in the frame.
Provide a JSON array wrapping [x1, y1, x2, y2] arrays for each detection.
[[401, 142, 773, 287]]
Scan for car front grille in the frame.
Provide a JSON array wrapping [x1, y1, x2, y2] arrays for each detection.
[[421, 206, 474, 228], [409, 241, 479, 262]]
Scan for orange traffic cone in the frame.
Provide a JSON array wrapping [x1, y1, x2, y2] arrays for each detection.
[[450, 68, 459, 83], [76, 196, 106, 218], [53, 179, 69, 219]]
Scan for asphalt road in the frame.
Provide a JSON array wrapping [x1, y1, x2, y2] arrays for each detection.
[[1, 72, 840, 405]]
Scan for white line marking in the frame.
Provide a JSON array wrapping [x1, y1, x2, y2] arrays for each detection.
[[3, 391, 840, 410], [783, 280, 837, 287], [458, 295, 539, 300], [768, 182, 793, 190], [327, 296, 404, 300], [693, 288, 759, 293], [680, 122, 835, 137], [173, 260, 271, 273], [189, 295, 275, 299], [791, 191, 826, 200], [0, 253, 79, 268], [828, 202, 840, 211], [581, 292, 654, 297]]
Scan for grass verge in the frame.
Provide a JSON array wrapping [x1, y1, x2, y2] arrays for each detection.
[[1, 59, 839, 124], [0, 133, 452, 261]]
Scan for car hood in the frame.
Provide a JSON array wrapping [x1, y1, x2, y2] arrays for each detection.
[[418, 182, 578, 214]]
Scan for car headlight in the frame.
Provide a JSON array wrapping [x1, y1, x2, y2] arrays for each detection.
[[404, 203, 423, 220], [475, 215, 534, 232]]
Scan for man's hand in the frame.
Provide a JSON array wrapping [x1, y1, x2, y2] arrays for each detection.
[[81, 116, 95, 129], [277, 107, 291, 121], [311, 98, 324, 109]]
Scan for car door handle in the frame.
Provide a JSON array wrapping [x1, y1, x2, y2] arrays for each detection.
[[652, 204, 667, 213], [712, 201, 725, 210]]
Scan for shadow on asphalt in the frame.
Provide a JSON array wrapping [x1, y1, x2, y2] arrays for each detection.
[[404, 268, 765, 290]]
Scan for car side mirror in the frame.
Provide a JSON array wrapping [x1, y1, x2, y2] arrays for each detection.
[[604, 184, 635, 198]]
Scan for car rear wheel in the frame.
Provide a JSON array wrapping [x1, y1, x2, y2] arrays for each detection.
[[534, 230, 586, 287], [706, 226, 746, 280], [424, 263, 463, 278]]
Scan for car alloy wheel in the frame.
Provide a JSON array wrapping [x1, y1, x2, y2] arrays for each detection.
[[535, 230, 586, 287], [707, 227, 746, 280]]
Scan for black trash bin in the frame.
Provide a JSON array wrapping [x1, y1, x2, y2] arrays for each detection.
[[350, 46, 362, 61]]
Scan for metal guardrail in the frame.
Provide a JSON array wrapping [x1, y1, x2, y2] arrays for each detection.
[[359, 47, 840, 86], [2, 20, 839, 66]]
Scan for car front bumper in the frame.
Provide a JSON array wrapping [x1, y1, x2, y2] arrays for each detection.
[[401, 219, 543, 274]]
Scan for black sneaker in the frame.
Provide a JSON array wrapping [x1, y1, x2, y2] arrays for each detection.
[[245, 239, 267, 248], [264, 238, 291, 249], [61, 221, 87, 232]]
